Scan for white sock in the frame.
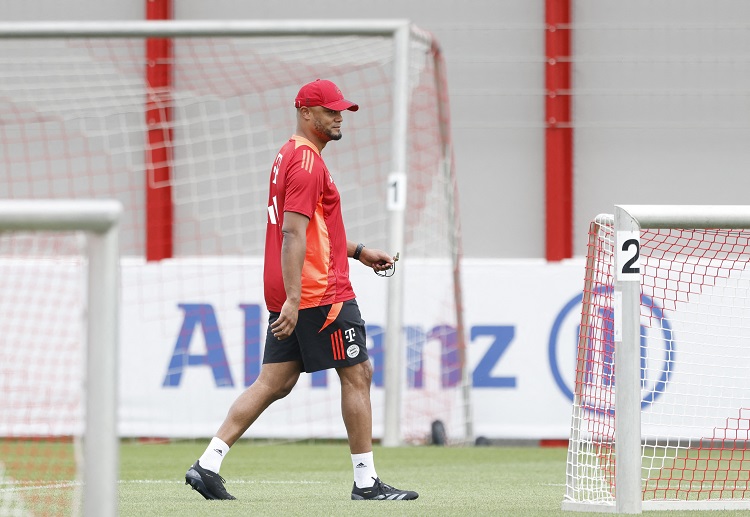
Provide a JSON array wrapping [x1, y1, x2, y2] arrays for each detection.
[[351, 451, 378, 488], [198, 437, 230, 474]]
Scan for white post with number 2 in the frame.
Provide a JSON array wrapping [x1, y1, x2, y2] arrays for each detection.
[[614, 206, 643, 514]]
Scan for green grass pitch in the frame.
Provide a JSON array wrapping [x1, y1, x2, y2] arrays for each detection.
[[118, 440, 750, 517]]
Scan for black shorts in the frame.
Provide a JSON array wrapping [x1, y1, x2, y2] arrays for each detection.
[[263, 299, 369, 373]]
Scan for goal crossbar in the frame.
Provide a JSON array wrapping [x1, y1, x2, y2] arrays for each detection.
[[0, 200, 121, 517], [0, 199, 123, 233], [618, 205, 750, 229], [0, 19, 431, 40]]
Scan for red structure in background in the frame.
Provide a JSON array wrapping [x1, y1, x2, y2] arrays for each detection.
[[145, 0, 174, 260], [545, 0, 573, 261]]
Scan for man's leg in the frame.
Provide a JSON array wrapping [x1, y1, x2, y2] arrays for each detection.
[[337, 361, 378, 488], [216, 360, 303, 447], [337, 360, 419, 500], [336, 360, 373, 454], [185, 360, 302, 500]]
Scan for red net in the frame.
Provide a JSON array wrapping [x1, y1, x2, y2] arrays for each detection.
[[567, 216, 750, 506]]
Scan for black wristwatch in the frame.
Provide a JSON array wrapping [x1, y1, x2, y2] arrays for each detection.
[[353, 243, 365, 261]]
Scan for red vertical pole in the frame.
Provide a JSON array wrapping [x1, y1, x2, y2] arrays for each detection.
[[545, 0, 573, 261], [145, 0, 173, 260]]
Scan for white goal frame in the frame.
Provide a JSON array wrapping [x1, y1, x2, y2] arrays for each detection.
[[564, 204, 750, 514], [0, 19, 469, 447], [0, 200, 121, 517]]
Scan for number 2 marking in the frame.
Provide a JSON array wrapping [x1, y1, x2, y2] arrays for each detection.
[[617, 231, 641, 281], [621, 239, 640, 274]]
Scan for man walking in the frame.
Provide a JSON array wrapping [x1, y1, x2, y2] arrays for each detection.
[[185, 79, 418, 502]]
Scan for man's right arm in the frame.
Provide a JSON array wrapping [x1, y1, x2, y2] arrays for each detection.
[[270, 210, 309, 340]]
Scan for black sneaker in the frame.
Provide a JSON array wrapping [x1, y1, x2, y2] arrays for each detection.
[[351, 477, 419, 500], [185, 461, 236, 500]]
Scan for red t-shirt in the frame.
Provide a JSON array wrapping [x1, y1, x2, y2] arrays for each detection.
[[263, 135, 355, 312]]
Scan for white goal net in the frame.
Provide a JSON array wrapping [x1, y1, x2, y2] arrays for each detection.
[[0, 20, 469, 448], [564, 205, 750, 513]]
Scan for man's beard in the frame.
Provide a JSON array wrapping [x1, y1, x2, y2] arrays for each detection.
[[314, 119, 342, 141]]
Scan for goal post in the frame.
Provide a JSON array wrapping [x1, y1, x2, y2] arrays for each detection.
[[0, 20, 468, 446], [564, 205, 750, 513], [0, 200, 121, 517]]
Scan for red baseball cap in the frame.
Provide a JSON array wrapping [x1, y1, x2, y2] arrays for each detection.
[[294, 79, 359, 112]]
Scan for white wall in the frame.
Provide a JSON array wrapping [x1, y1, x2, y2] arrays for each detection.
[[5, 1, 750, 258], [572, 0, 750, 256], [2, 1, 142, 21]]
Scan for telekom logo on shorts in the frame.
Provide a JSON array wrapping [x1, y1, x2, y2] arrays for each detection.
[[548, 286, 675, 411]]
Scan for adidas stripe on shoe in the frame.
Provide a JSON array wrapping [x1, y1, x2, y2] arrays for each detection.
[[185, 461, 236, 500], [351, 477, 418, 501]]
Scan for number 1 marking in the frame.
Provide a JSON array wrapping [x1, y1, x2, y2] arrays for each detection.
[[386, 173, 406, 211]]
